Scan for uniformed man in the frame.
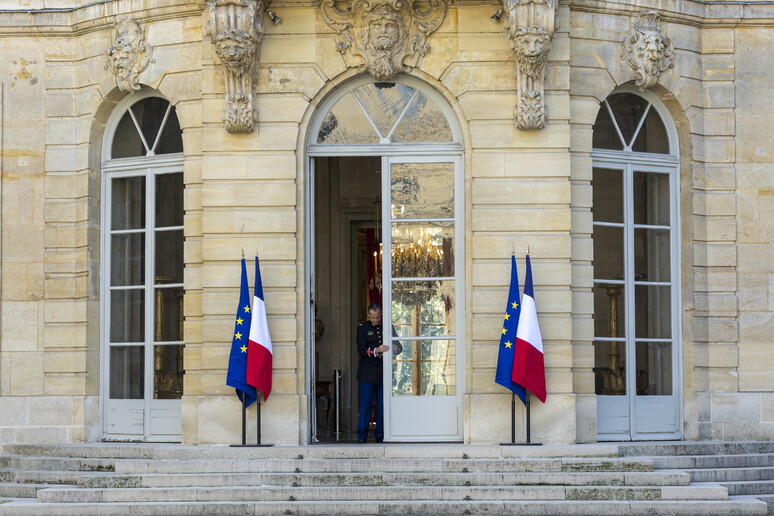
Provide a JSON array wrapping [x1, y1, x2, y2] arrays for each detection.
[[355, 303, 400, 443]]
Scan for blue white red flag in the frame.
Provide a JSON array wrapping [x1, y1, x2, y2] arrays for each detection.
[[511, 255, 547, 403], [225, 258, 257, 407], [494, 255, 527, 404], [246, 256, 273, 401]]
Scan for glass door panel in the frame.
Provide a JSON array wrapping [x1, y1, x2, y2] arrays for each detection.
[[384, 157, 462, 441]]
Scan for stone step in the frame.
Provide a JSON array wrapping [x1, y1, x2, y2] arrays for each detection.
[[650, 454, 774, 470], [0, 470, 111, 485], [0, 497, 767, 515], [720, 480, 774, 496], [0, 457, 115, 473], [619, 441, 774, 457], [0, 484, 57, 498], [691, 467, 774, 482], [754, 493, 773, 510], [112, 457, 653, 475], [79, 470, 686, 489], [33, 483, 729, 504], [0, 443, 619, 461]]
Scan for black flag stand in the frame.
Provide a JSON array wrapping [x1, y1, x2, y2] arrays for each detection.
[[501, 392, 542, 446], [231, 394, 273, 447]]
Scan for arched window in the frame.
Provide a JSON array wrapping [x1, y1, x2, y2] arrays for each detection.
[[100, 90, 185, 441], [591, 87, 681, 441]]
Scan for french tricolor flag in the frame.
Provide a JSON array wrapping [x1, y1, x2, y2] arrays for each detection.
[[246, 256, 273, 401], [511, 255, 547, 403]]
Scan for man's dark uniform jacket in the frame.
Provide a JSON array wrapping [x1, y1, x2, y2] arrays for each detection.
[[356, 320, 385, 384]]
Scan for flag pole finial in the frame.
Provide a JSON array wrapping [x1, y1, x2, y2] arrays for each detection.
[[241, 249, 245, 259], [512, 246, 516, 256], [527, 245, 531, 255]]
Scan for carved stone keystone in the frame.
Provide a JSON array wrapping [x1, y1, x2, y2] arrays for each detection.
[[319, 0, 449, 82], [205, 0, 271, 133], [623, 10, 674, 91], [500, 0, 557, 130], [106, 17, 154, 93]]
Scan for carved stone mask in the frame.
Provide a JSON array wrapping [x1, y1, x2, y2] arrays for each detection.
[[368, 12, 401, 51], [512, 26, 551, 79]]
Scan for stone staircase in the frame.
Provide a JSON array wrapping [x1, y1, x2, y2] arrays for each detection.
[[0, 442, 768, 515], [620, 441, 774, 514]]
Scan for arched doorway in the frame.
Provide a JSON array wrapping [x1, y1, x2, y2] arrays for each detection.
[[100, 89, 185, 441], [591, 86, 682, 440], [306, 75, 465, 442]]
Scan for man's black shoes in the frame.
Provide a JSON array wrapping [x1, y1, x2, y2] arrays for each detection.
[[358, 437, 367, 443]]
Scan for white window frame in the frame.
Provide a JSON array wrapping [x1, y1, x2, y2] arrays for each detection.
[[591, 85, 683, 440], [100, 90, 184, 441]]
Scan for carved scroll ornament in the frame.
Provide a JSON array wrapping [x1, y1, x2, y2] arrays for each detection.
[[623, 10, 674, 91], [106, 17, 154, 93], [206, 0, 271, 133], [500, 0, 557, 130], [319, 0, 449, 81]]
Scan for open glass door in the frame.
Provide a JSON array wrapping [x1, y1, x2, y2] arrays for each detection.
[[382, 156, 464, 441]]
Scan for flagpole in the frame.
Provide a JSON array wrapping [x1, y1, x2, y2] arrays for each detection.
[[526, 393, 531, 444], [241, 396, 247, 446], [511, 393, 516, 443]]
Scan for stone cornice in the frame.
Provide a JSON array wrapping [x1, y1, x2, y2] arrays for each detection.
[[0, 2, 202, 37], [0, 0, 773, 36]]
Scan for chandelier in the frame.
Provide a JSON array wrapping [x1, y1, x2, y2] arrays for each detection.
[[392, 229, 445, 278]]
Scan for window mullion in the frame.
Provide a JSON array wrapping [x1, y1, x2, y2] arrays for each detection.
[[128, 107, 152, 156], [605, 100, 628, 151], [386, 90, 420, 143], [624, 164, 637, 426], [144, 171, 155, 436], [149, 103, 173, 156], [628, 103, 652, 150]]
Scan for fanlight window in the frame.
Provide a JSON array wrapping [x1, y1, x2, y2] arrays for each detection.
[[111, 97, 183, 159], [593, 93, 669, 154], [317, 82, 453, 145]]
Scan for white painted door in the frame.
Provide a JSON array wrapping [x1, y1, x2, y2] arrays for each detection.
[[593, 162, 680, 441], [382, 156, 464, 441], [102, 165, 184, 442]]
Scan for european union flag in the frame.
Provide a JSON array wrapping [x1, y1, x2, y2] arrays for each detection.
[[494, 255, 527, 404], [226, 258, 257, 407]]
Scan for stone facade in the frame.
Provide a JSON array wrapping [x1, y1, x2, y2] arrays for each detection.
[[0, 1, 772, 445]]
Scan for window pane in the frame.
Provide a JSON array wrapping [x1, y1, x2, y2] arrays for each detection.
[[155, 230, 184, 284], [390, 162, 454, 219], [634, 228, 671, 282], [154, 344, 184, 399], [156, 173, 184, 227], [592, 168, 623, 223], [607, 93, 649, 147], [111, 233, 145, 286], [391, 280, 455, 338], [392, 339, 456, 396], [392, 222, 454, 278], [634, 172, 670, 225], [392, 92, 453, 143], [110, 290, 144, 342], [317, 93, 379, 144], [112, 176, 145, 230], [592, 101, 623, 150], [635, 341, 672, 395], [635, 285, 671, 339], [631, 106, 669, 154], [154, 106, 183, 155], [110, 345, 144, 399], [351, 82, 416, 139], [154, 287, 184, 342], [594, 284, 625, 338], [133, 97, 171, 152], [592, 225, 624, 280], [112, 112, 146, 158], [594, 340, 626, 395]]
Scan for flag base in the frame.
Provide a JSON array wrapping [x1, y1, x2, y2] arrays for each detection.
[[230, 444, 274, 447], [500, 442, 542, 446]]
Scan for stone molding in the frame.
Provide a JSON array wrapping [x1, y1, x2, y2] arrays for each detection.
[[623, 10, 674, 91], [500, 0, 558, 130], [105, 17, 154, 93], [205, 0, 271, 133], [319, 0, 449, 81]]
